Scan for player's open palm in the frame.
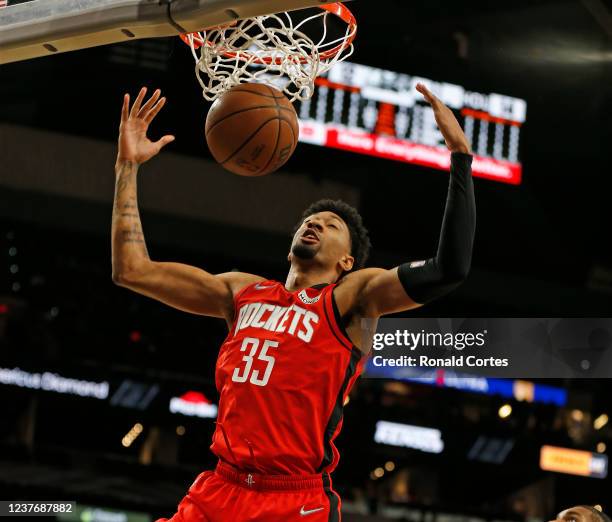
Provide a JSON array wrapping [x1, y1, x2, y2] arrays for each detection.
[[117, 87, 175, 165], [416, 83, 471, 154]]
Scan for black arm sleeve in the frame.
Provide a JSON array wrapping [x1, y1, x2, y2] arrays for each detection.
[[397, 152, 476, 304]]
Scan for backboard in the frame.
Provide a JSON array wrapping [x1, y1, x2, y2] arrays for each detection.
[[0, 0, 352, 65]]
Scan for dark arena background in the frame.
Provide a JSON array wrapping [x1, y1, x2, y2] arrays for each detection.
[[1, 0, 612, 521]]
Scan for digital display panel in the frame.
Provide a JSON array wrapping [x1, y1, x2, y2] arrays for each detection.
[[364, 364, 568, 407], [0, 366, 109, 399], [297, 61, 527, 184], [374, 420, 444, 454], [540, 445, 608, 478]]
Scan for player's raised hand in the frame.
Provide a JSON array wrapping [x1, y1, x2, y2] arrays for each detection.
[[117, 87, 175, 165], [416, 83, 471, 154]]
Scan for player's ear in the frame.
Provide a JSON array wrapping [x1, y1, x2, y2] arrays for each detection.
[[340, 255, 354, 272]]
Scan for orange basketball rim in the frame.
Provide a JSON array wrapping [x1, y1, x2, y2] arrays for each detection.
[[179, 3, 357, 65]]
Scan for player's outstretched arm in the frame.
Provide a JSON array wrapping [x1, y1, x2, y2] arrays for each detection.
[[112, 88, 263, 321], [341, 84, 476, 318]]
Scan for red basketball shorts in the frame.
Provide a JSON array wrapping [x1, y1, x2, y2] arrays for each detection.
[[156, 461, 342, 522]]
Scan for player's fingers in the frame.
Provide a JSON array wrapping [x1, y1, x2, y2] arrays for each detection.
[[138, 89, 161, 119], [129, 87, 147, 118], [416, 83, 439, 106], [415, 83, 432, 98], [121, 94, 130, 123], [144, 97, 167, 124], [155, 135, 175, 150]]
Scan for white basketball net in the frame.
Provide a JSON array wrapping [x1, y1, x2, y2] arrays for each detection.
[[182, 6, 356, 102]]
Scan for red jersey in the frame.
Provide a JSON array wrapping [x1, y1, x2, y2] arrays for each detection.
[[210, 280, 365, 476]]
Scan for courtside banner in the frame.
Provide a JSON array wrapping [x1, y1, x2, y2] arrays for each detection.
[[362, 318, 612, 379]]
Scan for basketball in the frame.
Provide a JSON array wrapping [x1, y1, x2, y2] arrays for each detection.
[[205, 83, 300, 177]]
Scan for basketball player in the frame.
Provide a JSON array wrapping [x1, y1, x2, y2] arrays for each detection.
[[552, 506, 612, 522], [111, 83, 475, 521]]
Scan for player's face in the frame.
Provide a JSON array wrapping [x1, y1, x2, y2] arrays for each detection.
[[550, 507, 597, 522], [290, 211, 354, 272]]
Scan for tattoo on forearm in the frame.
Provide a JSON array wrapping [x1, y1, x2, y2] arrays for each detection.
[[121, 230, 143, 240], [115, 162, 137, 198], [112, 162, 150, 258], [112, 200, 139, 218], [119, 229, 149, 255], [121, 220, 144, 237]]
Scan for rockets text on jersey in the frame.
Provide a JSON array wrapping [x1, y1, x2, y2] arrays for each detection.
[[233, 300, 319, 342]]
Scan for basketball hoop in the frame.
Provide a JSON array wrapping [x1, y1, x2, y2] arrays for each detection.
[[179, 3, 357, 102]]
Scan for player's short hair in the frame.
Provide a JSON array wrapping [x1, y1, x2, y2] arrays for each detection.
[[579, 506, 612, 522], [298, 199, 371, 270]]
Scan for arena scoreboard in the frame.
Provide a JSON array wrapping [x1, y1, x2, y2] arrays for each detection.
[[297, 62, 527, 184]]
